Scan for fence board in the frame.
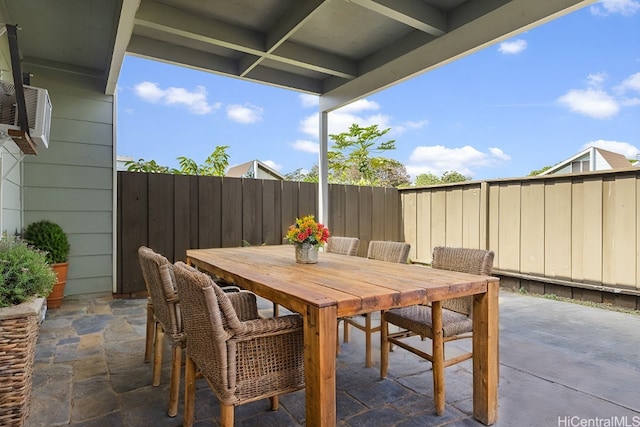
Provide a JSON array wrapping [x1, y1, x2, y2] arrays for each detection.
[[359, 187, 373, 253], [222, 178, 243, 247], [372, 187, 386, 241], [174, 175, 198, 262], [608, 175, 636, 287], [329, 184, 346, 237], [148, 174, 174, 259], [281, 181, 298, 239], [198, 176, 222, 248], [462, 186, 481, 249], [445, 188, 463, 247], [498, 183, 521, 272], [262, 180, 279, 245], [544, 180, 572, 279], [415, 190, 430, 262], [581, 177, 603, 284], [520, 182, 544, 275], [118, 172, 148, 294], [298, 182, 317, 216], [431, 190, 446, 249], [242, 179, 263, 246]]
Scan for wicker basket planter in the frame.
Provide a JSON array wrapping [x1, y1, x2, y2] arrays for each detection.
[[0, 297, 45, 427]]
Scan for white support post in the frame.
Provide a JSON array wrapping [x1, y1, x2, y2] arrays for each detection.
[[318, 111, 329, 228]]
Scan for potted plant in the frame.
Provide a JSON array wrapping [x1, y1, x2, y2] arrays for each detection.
[[0, 234, 56, 426], [285, 215, 330, 264], [23, 220, 70, 309]]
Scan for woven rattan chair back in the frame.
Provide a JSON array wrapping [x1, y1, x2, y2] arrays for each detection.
[[432, 246, 494, 315], [138, 247, 182, 337], [342, 240, 410, 368], [326, 236, 360, 256], [380, 245, 494, 417], [367, 240, 410, 264], [173, 261, 305, 427], [137, 246, 185, 417]]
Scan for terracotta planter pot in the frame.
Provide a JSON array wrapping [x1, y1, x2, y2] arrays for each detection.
[[48, 262, 69, 309]]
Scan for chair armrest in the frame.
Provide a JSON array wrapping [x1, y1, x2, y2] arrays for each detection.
[[227, 291, 259, 321], [233, 314, 303, 340]]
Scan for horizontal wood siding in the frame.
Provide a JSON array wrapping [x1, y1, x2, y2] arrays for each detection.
[[24, 66, 114, 296], [117, 174, 403, 294]]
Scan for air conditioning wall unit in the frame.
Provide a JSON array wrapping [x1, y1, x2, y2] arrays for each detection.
[[0, 80, 52, 152]]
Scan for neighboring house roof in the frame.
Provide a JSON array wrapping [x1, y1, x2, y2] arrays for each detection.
[[539, 146, 632, 176], [226, 160, 285, 180], [116, 155, 134, 172]]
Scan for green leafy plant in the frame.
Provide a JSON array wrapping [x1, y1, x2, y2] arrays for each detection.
[[23, 220, 70, 264], [0, 235, 56, 307]]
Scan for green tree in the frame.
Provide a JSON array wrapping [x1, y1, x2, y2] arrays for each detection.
[[285, 166, 319, 183], [414, 170, 469, 186], [176, 145, 230, 176], [441, 170, 469, 183], [126, 146, 230, 176], [328, 124, 396, 185], [414, 173, 441, 186], [528, 165, 552, 176], [371, 158, 411, 187], [125, 159, 170, 173]]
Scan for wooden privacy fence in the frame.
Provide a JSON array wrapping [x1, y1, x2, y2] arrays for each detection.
[[117, 172, 403, 294], [400, 168, 640, 297]]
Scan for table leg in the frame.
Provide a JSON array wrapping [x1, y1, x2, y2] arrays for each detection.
[[303, 304, 337, 427], [472, 280, 499, 425]]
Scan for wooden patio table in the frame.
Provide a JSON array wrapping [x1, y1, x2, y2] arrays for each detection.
[[186, 245, 499, 426]]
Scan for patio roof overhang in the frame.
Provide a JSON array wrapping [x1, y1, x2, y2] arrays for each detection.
[[0, 0, 597, 223]]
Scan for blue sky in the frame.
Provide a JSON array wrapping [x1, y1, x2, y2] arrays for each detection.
[[117, 0, 640, 181]]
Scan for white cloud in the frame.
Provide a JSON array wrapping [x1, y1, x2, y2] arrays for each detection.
[[406, 145, 510, 178], [559, 71, 640, 118], [337, 99, 380, 114], [299, 94, 319, 108], [616, 72, 640, 93], [489, 147, 511, 160], [263, 160, 282, 171], [580, 140, 640, 158], [394, 119, 429, 135], [498, 39, 527, 54], [226, 103, 263, 124], [557, 88, 619, 119], [133, 82, 216, 114], [299, 98, 394, 138], [586, 72, 608, 88], [591, 0, 640, 16], [292, 139, 319, 154]]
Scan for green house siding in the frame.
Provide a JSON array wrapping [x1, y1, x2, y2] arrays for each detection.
[[23, 66, 115, 295]]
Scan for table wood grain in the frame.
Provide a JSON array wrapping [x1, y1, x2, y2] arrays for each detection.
[[187, 245, 499, 426]]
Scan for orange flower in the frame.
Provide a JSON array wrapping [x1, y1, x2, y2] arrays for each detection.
[[285, 215, 330, 247]]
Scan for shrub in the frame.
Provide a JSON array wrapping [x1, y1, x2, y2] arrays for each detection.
[[23, 220, 70, 264], [0, 235, 56, 308]]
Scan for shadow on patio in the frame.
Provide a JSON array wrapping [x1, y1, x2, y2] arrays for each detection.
[[26, 290, 640, 427]]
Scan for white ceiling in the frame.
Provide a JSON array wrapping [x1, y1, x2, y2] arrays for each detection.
[[1, 0, 595, 111]]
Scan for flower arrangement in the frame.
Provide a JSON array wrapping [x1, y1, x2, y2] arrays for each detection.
[[286, 215, 330, 248]]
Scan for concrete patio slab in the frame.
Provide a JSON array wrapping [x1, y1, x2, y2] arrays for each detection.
[[25, 290, 640, 427]]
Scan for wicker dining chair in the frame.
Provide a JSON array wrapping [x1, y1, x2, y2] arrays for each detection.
[[326, 236, 360, 256], [380, 246, 494, 416], [173, 261, 306, 427], [342, 240, 410, 367], [137, 246, 185, 417]]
